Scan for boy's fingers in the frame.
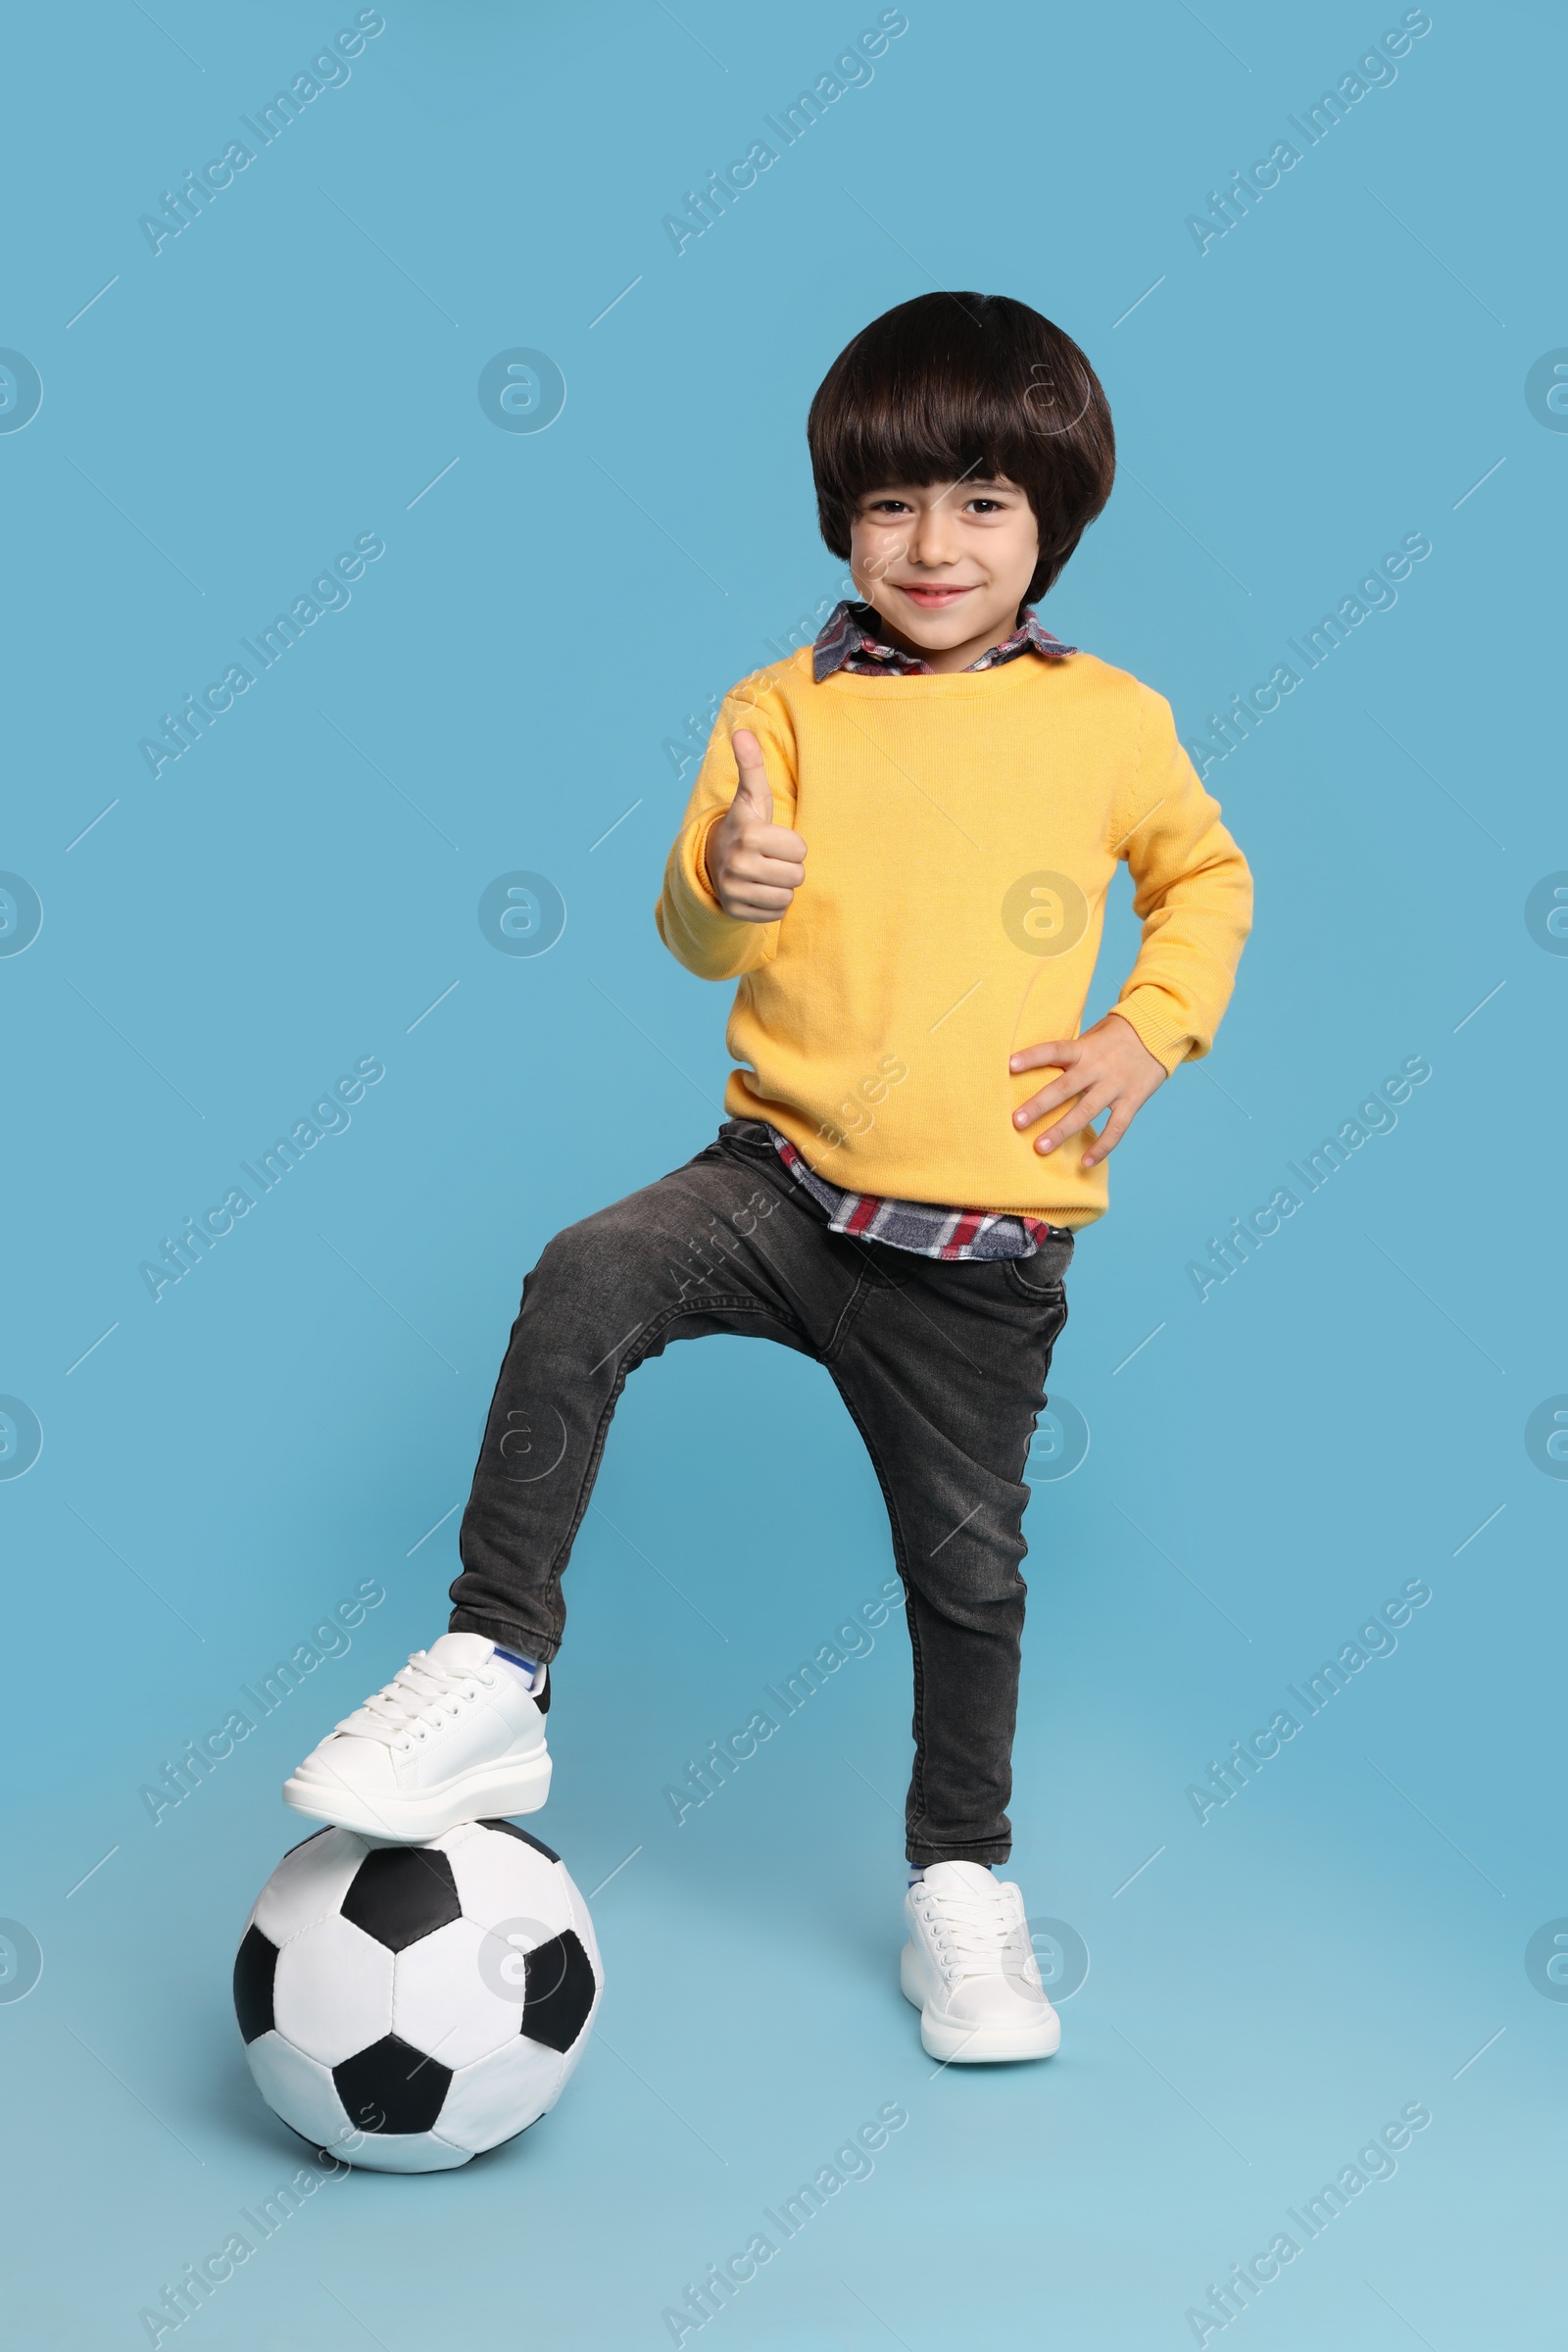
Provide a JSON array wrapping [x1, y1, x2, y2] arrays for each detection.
[[730, 728, 773, 822], [1082, 1104, 1135, 1166], [732, 844, 805, 885], [755, 823, 807, 862], [1012, 1075, 1088, 1128], [724, 884, 794, 917], [1036, 1092, 1110, 1154], [1009, 1039, 1079, 1075], [719, 853, 801, 910]]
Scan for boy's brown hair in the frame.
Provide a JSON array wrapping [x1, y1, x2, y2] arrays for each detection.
[[808, 292, 1115, 608]]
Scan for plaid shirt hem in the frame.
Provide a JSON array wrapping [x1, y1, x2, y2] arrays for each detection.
[[769, 1132, 1062, 1262]]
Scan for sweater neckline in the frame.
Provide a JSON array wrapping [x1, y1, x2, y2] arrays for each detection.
[[813, 652, 1077, 697]]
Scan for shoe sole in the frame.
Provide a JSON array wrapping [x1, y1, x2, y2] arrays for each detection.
[[900, 1940, 1060, 2063], [281, 1747, 552, 1843]]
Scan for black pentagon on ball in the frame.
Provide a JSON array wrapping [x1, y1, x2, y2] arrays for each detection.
[[479, 1817, 560, 1863], [334, 2034, 453, 2135], [521, 1929, 596, 2053], [232, 1924, 278, 2044], [341, 1845, 462, 1950]]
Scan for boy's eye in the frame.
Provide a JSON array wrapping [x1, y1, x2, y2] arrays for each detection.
[[968, 498, 1004, 514]]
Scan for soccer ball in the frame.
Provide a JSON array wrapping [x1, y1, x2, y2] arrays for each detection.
[[233, 1818, 603, 2172]]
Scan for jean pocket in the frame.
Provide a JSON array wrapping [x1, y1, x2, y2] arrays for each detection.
[[1004, 1225, 1073, 1297], [1004, 1261, 1067, 1307]]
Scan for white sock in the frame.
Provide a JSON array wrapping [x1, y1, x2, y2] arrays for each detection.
[[493, 1643, 542, 1691]]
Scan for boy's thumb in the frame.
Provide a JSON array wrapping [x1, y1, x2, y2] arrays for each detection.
[[729, 728, 773, 822]]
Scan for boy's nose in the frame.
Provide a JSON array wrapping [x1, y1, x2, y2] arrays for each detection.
[[909, 504, 962, 566]]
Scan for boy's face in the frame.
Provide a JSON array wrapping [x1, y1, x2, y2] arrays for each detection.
[[848, 476, 1040, 671]]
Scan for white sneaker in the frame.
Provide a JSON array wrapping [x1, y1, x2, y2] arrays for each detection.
[[900, 1860, 1060, 2063], [282, 1633, 551, 1842]]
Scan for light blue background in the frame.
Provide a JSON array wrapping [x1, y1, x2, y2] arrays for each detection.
[[2, 3, 1563, 2345]]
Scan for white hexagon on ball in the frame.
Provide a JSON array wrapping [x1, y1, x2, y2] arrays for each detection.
[[272, 1914, 393, 2067], [243, 2033, 351, 2151], [392, 1915, 521, 2069], [254, 1827, 368, 1943], [442, 1820, 574, 1936], [438, 2036, 567, 2155]]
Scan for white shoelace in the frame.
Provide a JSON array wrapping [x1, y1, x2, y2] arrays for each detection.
[[336, 1651, 493, 1747], [917, 1879, 1035, 1981]]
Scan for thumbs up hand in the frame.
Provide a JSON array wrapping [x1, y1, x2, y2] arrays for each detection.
[[703, 729, 808, 922]]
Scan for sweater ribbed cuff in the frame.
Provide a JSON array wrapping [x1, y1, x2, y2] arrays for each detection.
[[1112, 993, 1199, 1076], [681, 806, 728, 915]]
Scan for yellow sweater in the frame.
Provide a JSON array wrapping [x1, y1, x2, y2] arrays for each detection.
[[656, 645, 1251, 1227]]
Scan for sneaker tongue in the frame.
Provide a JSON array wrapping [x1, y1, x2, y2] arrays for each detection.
[[423, 1633, 498, 1672], [921, 1861, 999, 1896]]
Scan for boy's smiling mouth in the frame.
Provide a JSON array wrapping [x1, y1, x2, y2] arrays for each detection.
[[894, 583, 978, 608]]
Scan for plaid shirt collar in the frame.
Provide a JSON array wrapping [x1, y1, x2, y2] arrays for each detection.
[[812, 599, 1076, 682]]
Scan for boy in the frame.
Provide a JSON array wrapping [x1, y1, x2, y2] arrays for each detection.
[[285, 293, 1251, 2064]]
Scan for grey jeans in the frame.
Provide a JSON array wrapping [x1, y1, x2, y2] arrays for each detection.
[[449, 1120, 1072, 1864]]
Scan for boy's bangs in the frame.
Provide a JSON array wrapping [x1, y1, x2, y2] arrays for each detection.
[[832, 382, 1044, 504]]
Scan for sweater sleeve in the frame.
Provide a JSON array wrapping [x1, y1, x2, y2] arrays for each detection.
[[1110, 688, 1253, 1072], [655, 680, 799, 982]]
